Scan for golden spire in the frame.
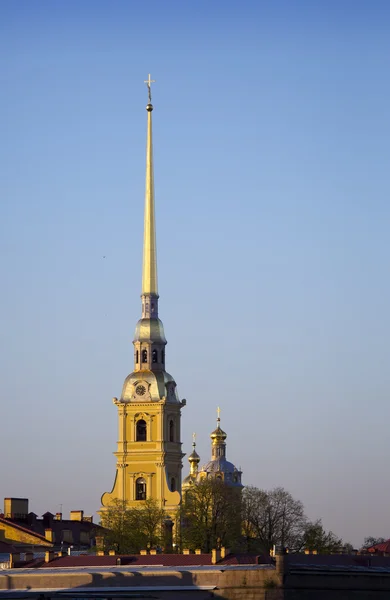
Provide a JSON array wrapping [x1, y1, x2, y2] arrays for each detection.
[[142, 74, 158, 296]]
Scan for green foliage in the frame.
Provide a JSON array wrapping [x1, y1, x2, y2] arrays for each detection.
[[302, 519, 343, 554], [100, 487, 347, 558], [99, 498, 166, 553], [180, 478, 242, 553]]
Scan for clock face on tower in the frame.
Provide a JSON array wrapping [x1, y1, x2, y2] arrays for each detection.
[[136, 384, 146, 396]]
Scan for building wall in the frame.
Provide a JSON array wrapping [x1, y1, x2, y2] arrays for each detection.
[[0, 520, 52, 548], [4, 565, 390, 600], [0, 566, 280, 598]]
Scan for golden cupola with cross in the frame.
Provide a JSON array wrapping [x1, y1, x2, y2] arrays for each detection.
[[101, 76, 186, 514], [182, 410, 243, 490]]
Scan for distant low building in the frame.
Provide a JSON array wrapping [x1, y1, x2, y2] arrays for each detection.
[[1, 497, 101, 550], [366, 539, 390, 555]]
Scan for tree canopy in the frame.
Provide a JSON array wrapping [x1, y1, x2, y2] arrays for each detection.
[[242, 486, 306, 553], [363, 536, 388, 549], [99, 498, 166, 553], [302, 519, 343, 554], [99, 486, 349, 556], [241, 486, 349, 555], [180, 478, 242, 552]]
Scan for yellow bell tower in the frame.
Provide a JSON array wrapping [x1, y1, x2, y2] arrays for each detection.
[[101, 76, 186, 514]]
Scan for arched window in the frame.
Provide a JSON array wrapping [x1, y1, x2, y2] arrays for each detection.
[[136, 419, 147, 442], [142, 349, 148, 363], [152, 349, 158, 363], [136, 350, 139, 363], [170, 477, 176, 492], [169, 419, 174, 442], [161, 350, 165, 364], [136, 477, 146, 500]]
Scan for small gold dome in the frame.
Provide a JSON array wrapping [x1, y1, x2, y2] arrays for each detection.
[[189, 448, 200, 463], [210, 424, 227, 442]]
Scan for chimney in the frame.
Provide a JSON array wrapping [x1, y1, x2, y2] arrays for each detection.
[[55, 512, 62, 521], [45, 529, 55, 543], [70, 510, 84, 521], [211, 549, 221, 564], [45, 551, 55, 563], [9, 553, 20, 568], [82, 515, 93, 523]]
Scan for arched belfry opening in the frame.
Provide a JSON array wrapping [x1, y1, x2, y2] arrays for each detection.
[[169, 419, 175, 442], [136, 419, 147, 441], [136, 477, 146, 500]]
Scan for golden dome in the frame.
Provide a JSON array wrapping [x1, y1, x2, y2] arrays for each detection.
[[210, 422, 227, 442], [189, 448, 200, 463]]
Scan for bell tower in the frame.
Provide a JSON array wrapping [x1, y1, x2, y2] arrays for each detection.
[[101, 76, 186, 514]]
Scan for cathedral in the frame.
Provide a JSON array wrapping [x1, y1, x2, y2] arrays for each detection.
[[182, 412, 243, 491], [101, 77, 242, 515]]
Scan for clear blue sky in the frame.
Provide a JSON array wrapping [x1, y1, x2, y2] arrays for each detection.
[[1, 0, 390, 547]]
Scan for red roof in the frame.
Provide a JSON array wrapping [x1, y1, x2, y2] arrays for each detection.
[[367, 540, 390, 554]]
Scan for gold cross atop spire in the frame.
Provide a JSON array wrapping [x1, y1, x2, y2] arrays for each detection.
[[217, 407, 221, 422], [144, 73, 155, 104], [192, 432, 196, 446]]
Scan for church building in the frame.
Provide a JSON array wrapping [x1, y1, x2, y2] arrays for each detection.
[[101, 76, 185, 515], [182, 412, 243, 492]]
